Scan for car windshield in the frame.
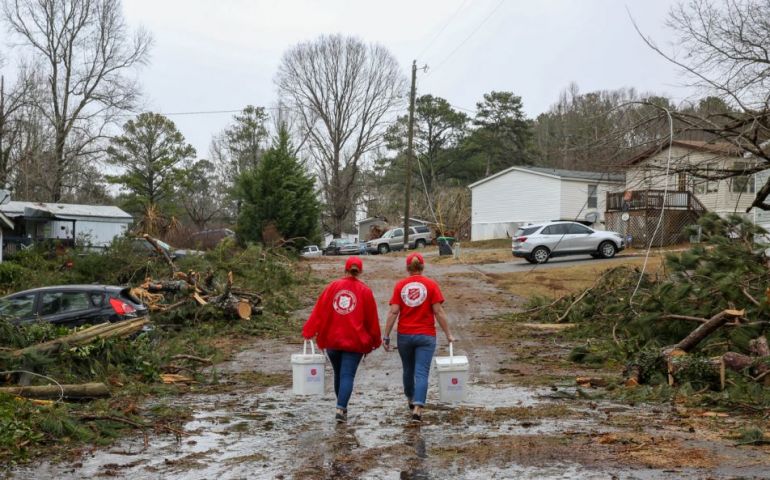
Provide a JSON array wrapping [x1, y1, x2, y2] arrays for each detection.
[[514, 226, 541, 237]]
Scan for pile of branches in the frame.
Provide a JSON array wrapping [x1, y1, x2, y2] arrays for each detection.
[[521, 213, 770, 392], [131, 235, 262, 321]]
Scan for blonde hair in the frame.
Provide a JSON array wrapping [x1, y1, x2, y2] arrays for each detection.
[[407, 257, 424, 273]]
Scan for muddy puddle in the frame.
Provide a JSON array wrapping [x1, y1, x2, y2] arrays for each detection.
[[9, 254, 770, 479]]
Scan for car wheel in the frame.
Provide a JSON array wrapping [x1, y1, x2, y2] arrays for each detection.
[[524, 257, 538, 264], [590, 253, 600, 259], [416, 239, 426, 249], [598, 241, 616, 259], [378, 244, 390, 254], [531, 246, 550, 264]]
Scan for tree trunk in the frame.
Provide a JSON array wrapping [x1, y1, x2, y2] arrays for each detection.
[[0, 382, 110, 400], [674, 309, 743, 353], [11, 317, 149, 358]]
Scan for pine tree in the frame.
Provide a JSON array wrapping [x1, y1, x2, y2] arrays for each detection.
[[235, 126, 320, 246]]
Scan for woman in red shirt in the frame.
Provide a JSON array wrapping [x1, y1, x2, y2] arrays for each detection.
[[302, 256, 381, 423], [383, 252, 454, 423]]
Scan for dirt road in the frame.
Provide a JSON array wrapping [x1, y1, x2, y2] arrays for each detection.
[[11, 253, 770, 479]]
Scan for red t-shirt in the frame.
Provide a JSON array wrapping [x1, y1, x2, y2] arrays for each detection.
[[302, 277, 381, 353], [389, 275, 445, 336]]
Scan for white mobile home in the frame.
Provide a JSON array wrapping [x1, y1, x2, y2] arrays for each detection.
[[468, 166, 625, 241], [0, 201, 133, 250]]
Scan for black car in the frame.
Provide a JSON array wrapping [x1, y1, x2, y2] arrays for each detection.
[[323, 238, 357, 255], [0, 285, 148, 328]]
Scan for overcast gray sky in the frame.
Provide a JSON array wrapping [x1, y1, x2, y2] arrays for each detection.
[[119, 0, 690, 157]]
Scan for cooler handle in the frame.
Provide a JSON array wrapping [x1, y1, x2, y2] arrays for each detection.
[[449, 341, 454, 364], [303, 339, 317, 355]]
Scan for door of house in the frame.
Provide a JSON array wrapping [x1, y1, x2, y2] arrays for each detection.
[[677, 173, 688, 192]]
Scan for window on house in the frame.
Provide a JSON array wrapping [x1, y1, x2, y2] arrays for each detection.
[[693, 162, 719, 194], [587, 185, 598, 209], [731, 162, 755, 194]]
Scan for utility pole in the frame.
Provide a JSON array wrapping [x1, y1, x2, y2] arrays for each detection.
[[403, 60, 417, 251]]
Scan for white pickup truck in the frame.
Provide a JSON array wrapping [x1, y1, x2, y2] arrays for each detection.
[[366, 226, 433, 254]]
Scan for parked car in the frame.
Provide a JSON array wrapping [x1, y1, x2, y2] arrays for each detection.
[[511, 221, 625, 264], [323, 238, 359, 255], [366, 225, 433, 254], [300, 245, 322, 257], [0, 285, 148, 328], [130, 238, 202, 259]]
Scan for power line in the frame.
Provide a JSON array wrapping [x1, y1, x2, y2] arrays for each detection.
[[416, 0, 470, 61], [428, 0, 505, 75]]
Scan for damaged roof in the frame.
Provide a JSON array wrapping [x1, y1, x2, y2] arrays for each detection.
[[0, 201, 132, 221]]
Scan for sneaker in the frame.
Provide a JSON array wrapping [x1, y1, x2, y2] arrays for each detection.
[[410, 413, 422, 424], [335, 411, 347, 424], [408, 402, 414, 412]]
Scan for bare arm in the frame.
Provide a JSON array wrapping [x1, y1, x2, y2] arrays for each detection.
[[384, 304, 399, 338], [433, 303, 455, 343]]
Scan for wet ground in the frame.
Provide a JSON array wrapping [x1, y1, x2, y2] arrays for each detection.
[[9, 253, 770, 479]]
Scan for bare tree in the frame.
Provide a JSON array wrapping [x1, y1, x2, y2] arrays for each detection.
[[0, 64, 35, 187], [276, 34, 405, 237], [632, 0, 770, 211], [2, 0, 152, 201]]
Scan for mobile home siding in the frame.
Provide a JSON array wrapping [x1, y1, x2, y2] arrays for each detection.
[[559, 179, 618, 224], [471, 172, 561, 241]]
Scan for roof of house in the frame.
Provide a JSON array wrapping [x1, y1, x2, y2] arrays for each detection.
[[627, 140, 743, 166], [468, 165, 625, 189], [356, 216, 388, 225], [0, 201, 133, 221]]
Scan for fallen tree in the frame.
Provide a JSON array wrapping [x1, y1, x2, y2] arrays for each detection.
[[9, 317, 149, 358], [520, 214, 770, 397], [0, 382, 110, 400]]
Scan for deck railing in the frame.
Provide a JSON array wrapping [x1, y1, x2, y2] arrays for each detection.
[[606, 190, 707, 214]]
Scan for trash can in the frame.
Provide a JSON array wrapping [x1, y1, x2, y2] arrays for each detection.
[[291, 340, 326, 395], [437, 236, 455, 256], [434, 343, 469, 403]]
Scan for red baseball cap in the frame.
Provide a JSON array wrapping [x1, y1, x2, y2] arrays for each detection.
[[406, 252, 424, 266], [345, 256, 363, 272]]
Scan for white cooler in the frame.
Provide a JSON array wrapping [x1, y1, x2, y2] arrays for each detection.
[[434, 343, 469, 403], [291, 340, 326, 395]]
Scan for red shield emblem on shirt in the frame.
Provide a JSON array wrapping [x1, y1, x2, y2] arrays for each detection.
[[408, 288, 421, 301], [451, 378, 458, 385]]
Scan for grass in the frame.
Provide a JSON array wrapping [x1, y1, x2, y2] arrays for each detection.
[[487, 256, 665, 299]]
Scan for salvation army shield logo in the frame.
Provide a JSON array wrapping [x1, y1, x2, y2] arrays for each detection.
[[401, 282, 428, 307], [333, 290, 357, 315]]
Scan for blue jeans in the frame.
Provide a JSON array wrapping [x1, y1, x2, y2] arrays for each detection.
[[325, 350, 363, 411], [397, 334, 436, 407]]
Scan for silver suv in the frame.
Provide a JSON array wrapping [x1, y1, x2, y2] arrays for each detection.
[[512, 221, 625, 264], [366, 226, 432, 254]]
